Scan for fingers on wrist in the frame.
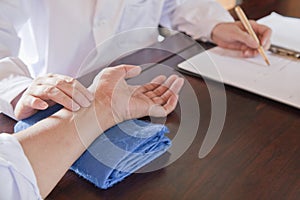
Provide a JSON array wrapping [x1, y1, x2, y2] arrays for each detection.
[[44, 86, 81, 111], [54, 78, 92, 108], [54, 74, 94, 101], [29, 74, 94, 111]]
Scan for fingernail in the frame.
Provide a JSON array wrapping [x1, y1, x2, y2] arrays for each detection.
[[244, 50, 250, 57], [39, 102, 48, 109], [72, 103, 80, 111], [261, 39, 267, 46], [87, 92, 94, 101], [81, 99, 91, 107]]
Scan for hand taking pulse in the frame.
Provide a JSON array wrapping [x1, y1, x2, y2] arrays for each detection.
[[211, 21, 272, 57], [14, 73, 94, 120]]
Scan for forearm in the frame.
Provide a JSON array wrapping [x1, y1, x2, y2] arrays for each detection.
[[11, 64, 182, 197], [14, 101, 115, 198]]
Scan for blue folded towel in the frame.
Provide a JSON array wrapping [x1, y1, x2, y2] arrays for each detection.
[[14, 104, 171, 189]]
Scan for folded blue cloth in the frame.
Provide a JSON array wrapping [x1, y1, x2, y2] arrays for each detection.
[[14, 105, 171, 189]]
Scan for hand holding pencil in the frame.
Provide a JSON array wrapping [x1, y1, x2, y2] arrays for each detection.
[[235, 6, 271, 65], [211, 8, 272, 60]]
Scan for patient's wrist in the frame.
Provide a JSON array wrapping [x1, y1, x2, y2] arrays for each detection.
[[70, 99, 117, 148]]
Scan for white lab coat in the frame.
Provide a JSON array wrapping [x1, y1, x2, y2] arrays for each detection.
[[0, 133, 42, 199], [0, 0, 233, 118]]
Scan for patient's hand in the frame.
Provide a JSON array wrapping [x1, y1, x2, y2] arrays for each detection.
[[89, 65, 184, 125]]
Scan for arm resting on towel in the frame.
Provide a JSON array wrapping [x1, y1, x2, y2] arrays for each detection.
[[13, 65, 184, 198]]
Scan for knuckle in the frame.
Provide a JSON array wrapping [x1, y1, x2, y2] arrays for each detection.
[[46, 73, 55, 78], [24, 86, 34, 94], [30, 98, 40, 106], [118, 64, 127, 68], [35, 76, 43, 82], [102, 67, 112, 74], [100, 68, 113, 79], [65, 77, 75, 84], [268, 28, 273, 34], [55, 79, 65, 86], [20, 94, 31, 103], [44, 85, 56, 94]]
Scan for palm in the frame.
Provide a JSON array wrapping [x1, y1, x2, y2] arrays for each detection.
[[90, 65, 183, 123]]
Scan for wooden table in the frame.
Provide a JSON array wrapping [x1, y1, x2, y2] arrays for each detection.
[[1, 1, 299, 199]]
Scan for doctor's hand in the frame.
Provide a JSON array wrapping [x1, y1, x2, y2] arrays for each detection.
[[211, 21, 272, 57], [89, 65, 184, 127], [14, 74, 94, 120]]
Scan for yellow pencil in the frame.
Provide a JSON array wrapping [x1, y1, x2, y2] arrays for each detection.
[[235, 6, 270, 66]]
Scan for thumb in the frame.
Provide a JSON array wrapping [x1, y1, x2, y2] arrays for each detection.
[[30, 97, 49, 110], [89, 65, 142, 92], [20, 95, 48, 110], [115, 65, 142, 79], [14, 96, 48, 119]]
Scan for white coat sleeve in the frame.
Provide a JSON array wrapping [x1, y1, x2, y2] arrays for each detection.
[[0, 0, 33, 119], [160, 0, 234, 41], [0, 133, 42, 200]]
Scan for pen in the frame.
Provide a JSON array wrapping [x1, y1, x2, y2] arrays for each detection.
[[235, 6, 271, 66]]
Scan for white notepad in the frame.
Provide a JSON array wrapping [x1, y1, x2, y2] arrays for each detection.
[[178, 13, 300, 109], [258, 12, 300, 52]]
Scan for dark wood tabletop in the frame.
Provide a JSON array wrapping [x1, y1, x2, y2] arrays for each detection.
[[1, 1, 299, 199]]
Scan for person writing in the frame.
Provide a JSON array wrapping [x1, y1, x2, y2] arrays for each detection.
[[0, 64, 184, 199], [0, 0, 271, 120]]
